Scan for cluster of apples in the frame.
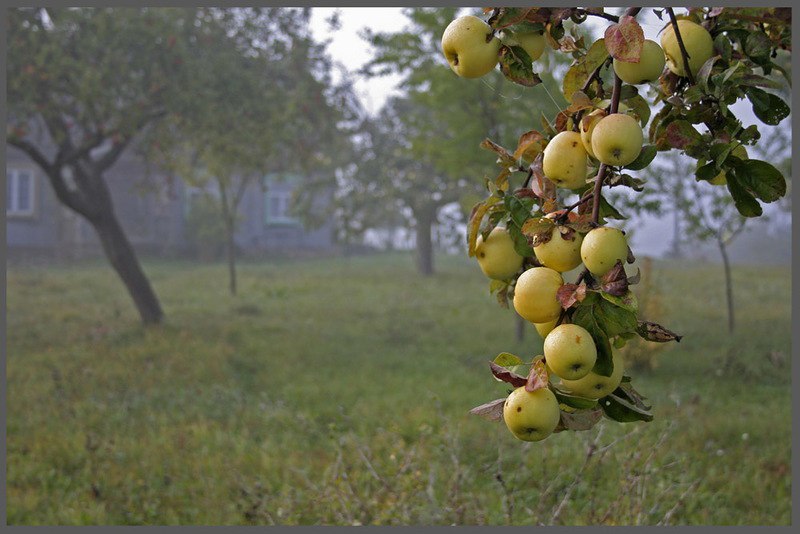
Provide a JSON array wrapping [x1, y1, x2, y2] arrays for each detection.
[[445, 13, 717, 442], [476, 225, 628, 441]]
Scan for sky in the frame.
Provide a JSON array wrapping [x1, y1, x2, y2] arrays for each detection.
[[308, 7, 790, 258]]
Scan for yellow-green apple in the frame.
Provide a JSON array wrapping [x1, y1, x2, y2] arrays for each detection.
[[660, 19, 713, 78], [503, 386, 561, 441], [534, 226, 583, 273], [580, 226, 628, 277], [475, 226, 524, 280], [543, 323, 598, 380], [559, 349, 624, 399], [535, 319, 558, 339], [590, 113, 643, 167], [543, 131, 589, 189], [509, 31, 546, 61], [613, 39, 666, 84], [513, 267, 564, 323], [441, 15, 502, 78]]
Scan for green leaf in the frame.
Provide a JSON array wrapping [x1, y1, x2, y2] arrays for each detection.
[[599, 196, 626, 220], [506, 222, 535, 257], [600, 393, 654, 422], [725, 174, 762, 217], [493, 352, 524, 367], [745, 31, 772, 60], [551, 387, 599, 410], [745, 87, 790, 126], [695, 161, 719, 183], [571, 294, 613, 377], [730, 159, 787, 203], [600, 290, 638, 314], [498, 45, 541, 87], [623, 144, 657, 171], [623, 94, 651, 126], [714, 33, 732, 62]]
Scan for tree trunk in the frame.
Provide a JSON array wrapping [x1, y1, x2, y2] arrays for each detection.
[[515, 315, 525, 343], [718, 238, 735, 333], [92, 213, 164, 325], [225, 218, 238, 296], [414, 206, 435, 276]]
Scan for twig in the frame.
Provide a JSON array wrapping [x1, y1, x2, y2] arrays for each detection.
[[666, 8, 696, 85]]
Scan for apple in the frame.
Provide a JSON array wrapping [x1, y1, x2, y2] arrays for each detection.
[[509, 31, 546, 62], [441, 15, 502, 79], [513, 267, 564, 324], [660, 19, 714, 78], [533, 226, 583, 272], [580, 103, 635, 158], [613, 39, 666, 85], [503, 386, 561, 441], [543, 323, 598, 380], [559, 349, 624, 399], [535, 319, 558, 339], [475, 226, 524, 280], [542, 131, 589, 189], [580, 227, 628, 277], [590, 113, 643, 167]]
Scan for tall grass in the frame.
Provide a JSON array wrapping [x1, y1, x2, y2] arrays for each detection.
[[6, 253, 791, 524]]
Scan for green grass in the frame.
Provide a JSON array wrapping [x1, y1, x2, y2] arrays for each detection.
[[6, 253, 791, 525]]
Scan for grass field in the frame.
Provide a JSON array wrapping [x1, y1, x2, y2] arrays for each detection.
[[5, 252, 792, 525]]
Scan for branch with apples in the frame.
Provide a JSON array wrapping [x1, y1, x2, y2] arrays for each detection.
[[441, 6, 790, 442]]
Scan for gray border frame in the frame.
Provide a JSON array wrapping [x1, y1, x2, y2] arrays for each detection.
[[1, 1, 797, 530]]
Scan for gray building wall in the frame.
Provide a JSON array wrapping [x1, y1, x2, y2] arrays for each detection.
[[6, 132, 335, 258]]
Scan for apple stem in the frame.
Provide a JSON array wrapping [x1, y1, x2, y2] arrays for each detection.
[[666, 8, 696, 85]]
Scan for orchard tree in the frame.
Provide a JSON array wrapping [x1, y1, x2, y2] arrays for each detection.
[[5, 7, 200, 325], [142, 8, 349, 296], [448, 7, 791, 441], [360, 7, 566, 275]]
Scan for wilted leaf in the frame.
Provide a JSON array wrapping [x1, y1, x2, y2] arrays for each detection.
[[555, 407, 604, 432], [604, 16, 644, 63], [480, 138, 517, 168], [600, 260, 628, 296], [636, 321, 683, 343], [657, 120, 702, 150], [513, 129, 547, 163], [562, 38, 609, 100], [525, 359, 549, 392], [489, 361, 528, 387], [521, 217, 554, 238], [557, 282, 587, 309], [467, 196, 501, 257], [469, 398, 506, 421]]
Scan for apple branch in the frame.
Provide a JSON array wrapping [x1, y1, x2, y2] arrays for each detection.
[[666, 8, 696, 85]]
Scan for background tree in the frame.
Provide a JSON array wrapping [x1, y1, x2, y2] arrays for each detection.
[[358, 7, 568, 276], [142, 8, 351, 295], [6, 7, 200, 324]]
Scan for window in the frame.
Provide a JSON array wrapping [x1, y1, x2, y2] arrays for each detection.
[[7, 169, 36, 217], [265, 189, 298, 225]]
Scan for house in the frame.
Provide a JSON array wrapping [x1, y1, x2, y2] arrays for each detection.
[[6, 139, 337, 259]]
